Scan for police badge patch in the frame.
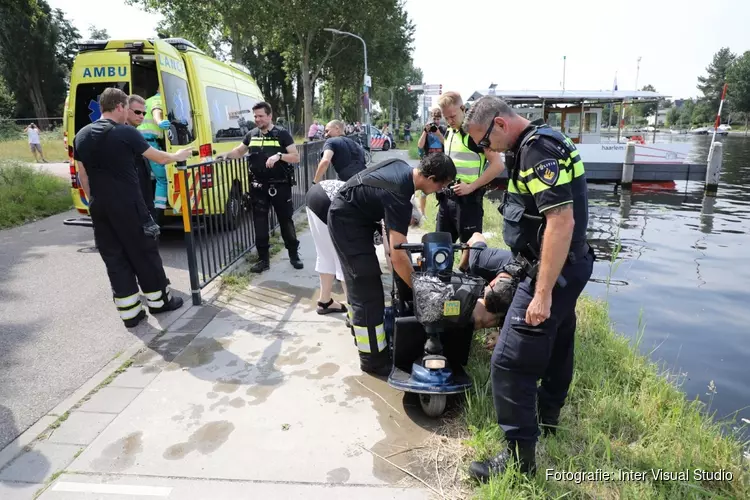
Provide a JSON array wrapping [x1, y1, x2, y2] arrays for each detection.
[[534, 159, 559, 186]]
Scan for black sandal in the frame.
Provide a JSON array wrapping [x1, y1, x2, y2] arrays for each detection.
[[317, 298, 347, 315]]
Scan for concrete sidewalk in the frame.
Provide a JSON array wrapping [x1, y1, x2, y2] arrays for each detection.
[[1, 229, 439, 499]]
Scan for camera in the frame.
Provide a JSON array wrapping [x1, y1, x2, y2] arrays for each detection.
[[429, 123, 438, 133]]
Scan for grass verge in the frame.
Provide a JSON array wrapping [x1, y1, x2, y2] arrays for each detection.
[[0, 162, 72, 229], [420, 194, 750, 499], [221, 217, 309, 293], [0, 129, 67, 163]]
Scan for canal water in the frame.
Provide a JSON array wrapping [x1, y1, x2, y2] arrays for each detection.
[[583, 134, 750, 439]]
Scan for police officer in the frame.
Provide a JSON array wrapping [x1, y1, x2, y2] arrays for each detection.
[[126, 94, 156, 220], [328, 154, 457, 375], [462, 96, 594, 480], [436, 91, 504, 243], [137, 90, 171, 213], [218, 102, 302, 273], [312, 119, 367, 183], [74, 88, 192, 327]]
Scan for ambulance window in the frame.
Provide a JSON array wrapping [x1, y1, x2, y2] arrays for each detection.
[[237, 93, 259, 135], [206, 86, 244, 142], [73, 82, 130, 134], [161, 72, 195, 146]]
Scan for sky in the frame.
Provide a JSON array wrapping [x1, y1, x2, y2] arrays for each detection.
[[48, 0, 750, 102]]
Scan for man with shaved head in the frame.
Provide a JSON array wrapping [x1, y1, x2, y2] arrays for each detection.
[[312, 119, 367, 183]]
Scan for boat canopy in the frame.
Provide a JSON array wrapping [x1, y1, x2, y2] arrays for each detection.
[[467, 89, 667, 105]]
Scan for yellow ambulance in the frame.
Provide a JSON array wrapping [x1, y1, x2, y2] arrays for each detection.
[[64, 37, 265, 228]]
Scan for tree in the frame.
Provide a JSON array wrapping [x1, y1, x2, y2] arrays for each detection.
[[0, 0, 80, 121], [726, 51, 750, 128], [697, 47, 736, 115], [0, 75, 15, 117], [666, 106, 681, 127], [640, 84, 658, 117], [88, 25, 110, 40]]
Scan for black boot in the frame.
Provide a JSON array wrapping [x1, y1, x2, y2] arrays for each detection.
[[251, 250, 270, 273], [540, 417, 559, 437], [289, 248, 303, 269], [359, 351, 391, 377], [148, 288, 184, 315], [123, 309, 147, 328], [468, 441, 536, 482]]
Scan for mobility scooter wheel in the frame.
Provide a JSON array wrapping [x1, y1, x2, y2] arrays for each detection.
[[419, 394, 447, 417]]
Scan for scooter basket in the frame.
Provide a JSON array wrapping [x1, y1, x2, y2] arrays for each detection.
[[412, 272, 484, 328]]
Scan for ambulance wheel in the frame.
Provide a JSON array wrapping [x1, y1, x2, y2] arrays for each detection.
[[224, 183, 242, 230], [419, 394, 447, 417]]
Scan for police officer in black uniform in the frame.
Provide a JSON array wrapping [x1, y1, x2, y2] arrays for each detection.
[[74, 88, 191, 327], [328, 154, 457, 375], [462, 96, 594, 480], [312, 119, 367, 183], [219, 102, 302, 273]]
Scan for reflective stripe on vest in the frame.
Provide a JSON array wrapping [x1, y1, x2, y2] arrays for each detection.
[[249, 137, 281, 147], [445, 128, 485, 182], [137, 94, 164, 138]]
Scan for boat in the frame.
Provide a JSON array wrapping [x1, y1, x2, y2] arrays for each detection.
[[466, 89, 694, 167]]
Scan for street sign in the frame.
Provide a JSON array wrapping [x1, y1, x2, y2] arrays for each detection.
[[407, 84, 423, 92], [364, 75, 372, 88]]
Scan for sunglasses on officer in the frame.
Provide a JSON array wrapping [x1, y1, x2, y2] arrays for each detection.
[[132, 110, 147, 116], [477, 112, 500, 149]]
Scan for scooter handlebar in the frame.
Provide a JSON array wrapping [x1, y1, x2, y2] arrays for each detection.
[[393, 243, 423, 252]]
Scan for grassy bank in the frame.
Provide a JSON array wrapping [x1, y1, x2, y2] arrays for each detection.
[[420, 195, 749, 499], [0, 162, 72, 229], [0, 129, 67, 163]]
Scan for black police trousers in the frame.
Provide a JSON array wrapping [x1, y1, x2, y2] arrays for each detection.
[[89, 196, 170, 322], [491, 246, 594, 443], [251, 182, 299, 259], [327, 200, 389, 369], [436, 192, 484, 243]]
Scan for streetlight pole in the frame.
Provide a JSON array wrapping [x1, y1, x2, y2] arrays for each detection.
[[325, 28, 370, 148], [389, 88, 394, 129]]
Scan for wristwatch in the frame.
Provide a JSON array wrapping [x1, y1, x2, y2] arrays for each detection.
[[276, 152, 283, 161]]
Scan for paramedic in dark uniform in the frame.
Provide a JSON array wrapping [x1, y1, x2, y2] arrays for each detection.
[[328, 154, 457, 375], [126, 94, 156, 220], [312, 119, 367, 183], [218, 101, 302, 273], [462, 96, 594, 480], [74, 88, 191, 327]]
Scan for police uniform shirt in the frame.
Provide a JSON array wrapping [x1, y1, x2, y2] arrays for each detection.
[[73, 119, 150, 199], [349, 160, 415, 236], [322, 136, 366, 181], [511, 128, 589, 250], [242, 125, 294, 180]]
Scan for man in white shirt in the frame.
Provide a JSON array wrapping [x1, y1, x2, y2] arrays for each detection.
[[24, 123, 47, 163]]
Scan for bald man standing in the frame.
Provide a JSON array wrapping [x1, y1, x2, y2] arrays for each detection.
[[312, 119, 367, 183]]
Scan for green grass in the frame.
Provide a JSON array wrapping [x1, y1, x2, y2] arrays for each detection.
[[422, 195, 750, 498], [0, 129, 67, 163], [408, 141, 420, 160], [0, 162, 72, 229]]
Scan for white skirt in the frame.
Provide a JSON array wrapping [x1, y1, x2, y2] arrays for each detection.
[[305, 208, 344, 281]]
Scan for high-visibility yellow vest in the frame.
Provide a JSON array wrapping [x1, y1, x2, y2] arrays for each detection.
[[445, 127, 485, 183], [137, 93, 164, 139]]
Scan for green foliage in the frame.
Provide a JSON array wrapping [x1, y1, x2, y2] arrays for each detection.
[[666, 106, 680, 127], [0, 162, 72, 229], [697, 47, 735, 116], [0, 74, 15, 117], [691, 100, 713, 126], [0, 0, 80, 120], [726, 51, 750, 114], [88, 25, 110, 40]]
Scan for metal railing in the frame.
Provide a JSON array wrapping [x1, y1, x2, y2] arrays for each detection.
[[179, 140, 329, 305]]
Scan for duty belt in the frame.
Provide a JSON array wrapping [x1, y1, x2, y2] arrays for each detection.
[[513, 242, 592, 289]]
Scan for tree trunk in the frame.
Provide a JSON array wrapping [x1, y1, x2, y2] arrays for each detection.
[[27, 76, 48, 129], [294, 71, 303, 135], [333, 75, 342, 120]]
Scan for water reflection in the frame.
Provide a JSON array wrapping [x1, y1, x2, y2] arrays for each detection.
[[585, 135, 750, 435]]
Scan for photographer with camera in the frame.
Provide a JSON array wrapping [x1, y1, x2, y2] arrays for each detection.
[[415, 108, 447, 214], [218, 102, 302, 273]]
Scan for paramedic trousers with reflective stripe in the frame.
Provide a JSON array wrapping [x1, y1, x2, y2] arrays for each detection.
[[89, 196, 170, 322], [144, 136, 167, 209], [327, 201, 389, 369], [436, 191, 484, 243], [491, 247, 594, 443]]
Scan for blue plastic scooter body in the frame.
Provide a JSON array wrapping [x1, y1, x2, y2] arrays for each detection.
[[388, 364, 472, 395]]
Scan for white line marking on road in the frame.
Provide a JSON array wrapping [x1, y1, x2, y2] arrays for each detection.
[[52, 482, 172, 496]]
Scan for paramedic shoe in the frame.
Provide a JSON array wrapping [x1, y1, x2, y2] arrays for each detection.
[[123, 309, 147, 328], [289, 249, 304, 269], [149, 295, 184, 314], [360, 351, 391, 377], [468, 441, 537, 483], [250, 258, 270, 273]]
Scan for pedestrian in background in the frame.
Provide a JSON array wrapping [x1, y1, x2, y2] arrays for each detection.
[[73, 88, 191, 327], [24, 123, 47, 163]]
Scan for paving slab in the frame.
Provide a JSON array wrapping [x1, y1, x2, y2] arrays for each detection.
[[39, 473, 431, 499], [0, 442, 81, 483], [47, 412, 117, 446], [109, 366, 161, 389], [76, 387, 142, 415]]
